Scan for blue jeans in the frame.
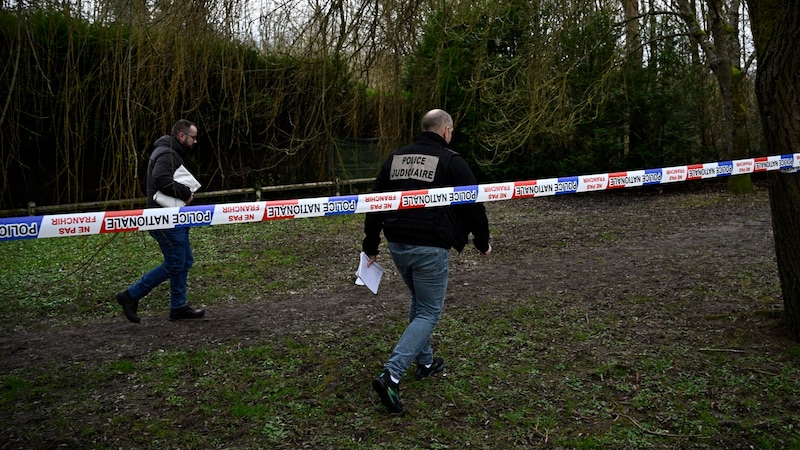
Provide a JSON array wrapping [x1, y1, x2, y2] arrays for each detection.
[[385, 242, 450, 380], [127, 228, 194, 310]]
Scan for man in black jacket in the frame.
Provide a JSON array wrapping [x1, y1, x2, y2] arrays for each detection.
[[363, 109, 492, 413], [115, 119, 205, 323]]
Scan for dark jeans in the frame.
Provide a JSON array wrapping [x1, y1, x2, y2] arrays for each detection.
[[127, 227, 194, 309]]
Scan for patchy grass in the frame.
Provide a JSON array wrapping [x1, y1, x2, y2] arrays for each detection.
[[3, 300, 799, 448], [1, 186, 800, 448]]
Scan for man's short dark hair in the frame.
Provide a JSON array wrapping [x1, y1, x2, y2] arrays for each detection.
[[172, 119, 196, 136]]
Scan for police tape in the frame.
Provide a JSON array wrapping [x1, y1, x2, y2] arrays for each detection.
[[1, 153, 798, 242]]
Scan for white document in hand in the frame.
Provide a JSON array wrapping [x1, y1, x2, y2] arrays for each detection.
[[172, 165, 202, 192], [153, 165, 202, 207], [355, 251, 384, 295]]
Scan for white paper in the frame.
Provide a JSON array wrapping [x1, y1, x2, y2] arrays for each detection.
[[173, 165, 202, 192], [355, 251, 384, 295], [153, 190, 185, 207], [153, 165, 202, 207]]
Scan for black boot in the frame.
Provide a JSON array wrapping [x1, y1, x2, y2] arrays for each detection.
[[115, 290, 140, 323], [169, 305, 205, 321]]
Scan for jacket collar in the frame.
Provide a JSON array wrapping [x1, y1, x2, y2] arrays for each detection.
[[416, 131, 448, 147]]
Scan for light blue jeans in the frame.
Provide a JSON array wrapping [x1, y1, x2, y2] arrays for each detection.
[[385, 242, 450, 380], [127, 227, 194, 310]]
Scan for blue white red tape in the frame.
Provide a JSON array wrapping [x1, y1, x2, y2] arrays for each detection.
[[1, 154, 797, 242]]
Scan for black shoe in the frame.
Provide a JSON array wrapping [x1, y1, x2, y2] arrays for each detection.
[[169, 305, 205, 321], [115, 290, 140, 323], [416, 357, 445, 380], [372, 369, 403, 414]]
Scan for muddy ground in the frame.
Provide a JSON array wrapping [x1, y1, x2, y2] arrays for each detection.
[[0, 180, 797, 448], [0, 180, 791, 372]]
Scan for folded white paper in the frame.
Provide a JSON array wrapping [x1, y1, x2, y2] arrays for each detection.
[[153, 190, 184, 207], [355, 251, 384, 295], [153, 165, 202, 207]]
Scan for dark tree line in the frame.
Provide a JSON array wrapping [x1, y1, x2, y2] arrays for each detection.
[[1, 0, 763, 210]]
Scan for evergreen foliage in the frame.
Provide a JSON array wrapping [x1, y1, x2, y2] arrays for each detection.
[[0, 2, 752, 210], [403, 1, 726, 181]]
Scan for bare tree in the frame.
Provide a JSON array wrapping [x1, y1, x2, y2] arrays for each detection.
[[673, 0, 756, 192]]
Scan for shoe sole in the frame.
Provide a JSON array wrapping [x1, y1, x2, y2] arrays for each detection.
[[372, 378, 403, 414], [169, 309, 205, 321]]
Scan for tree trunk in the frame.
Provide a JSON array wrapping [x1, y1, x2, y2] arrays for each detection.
[[726, 0, 754, 193], [622, 0, 642, 159], [676, 0, 754, 192], [768, 173, 800, 339], [747, 0, 800, 340]]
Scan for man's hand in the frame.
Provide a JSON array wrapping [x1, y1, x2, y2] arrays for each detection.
[[366, 255, 377, 267], [480, 244, 492, 256]]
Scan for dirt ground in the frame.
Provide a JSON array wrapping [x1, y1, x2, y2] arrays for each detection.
[[0, 180, 792, 377]]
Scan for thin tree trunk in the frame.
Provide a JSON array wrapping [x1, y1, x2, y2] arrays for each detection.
[[727, 0, 753, 193], [622, 0, 641, 159]]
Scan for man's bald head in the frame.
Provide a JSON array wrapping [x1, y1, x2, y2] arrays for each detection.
[[421, 109, 454, 143]]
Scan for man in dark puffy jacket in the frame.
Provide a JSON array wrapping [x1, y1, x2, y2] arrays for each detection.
[[115, 119, 205, 323], [363, 109, 492, 414]]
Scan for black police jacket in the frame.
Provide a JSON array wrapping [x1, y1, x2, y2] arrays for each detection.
[[363, 132, 490, 254]]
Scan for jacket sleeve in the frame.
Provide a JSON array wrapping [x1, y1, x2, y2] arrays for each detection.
[[362, 161, 391, 256], [448, 155, 491, 253], [362, 210, 385, 256], [457, 203, 490, 252], [152, 151, 192, 201]]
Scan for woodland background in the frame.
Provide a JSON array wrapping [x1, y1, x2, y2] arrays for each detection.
[[0, 0, 761, 211]]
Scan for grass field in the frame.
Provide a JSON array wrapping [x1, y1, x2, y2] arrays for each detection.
[[1, 187, 799, 449]]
